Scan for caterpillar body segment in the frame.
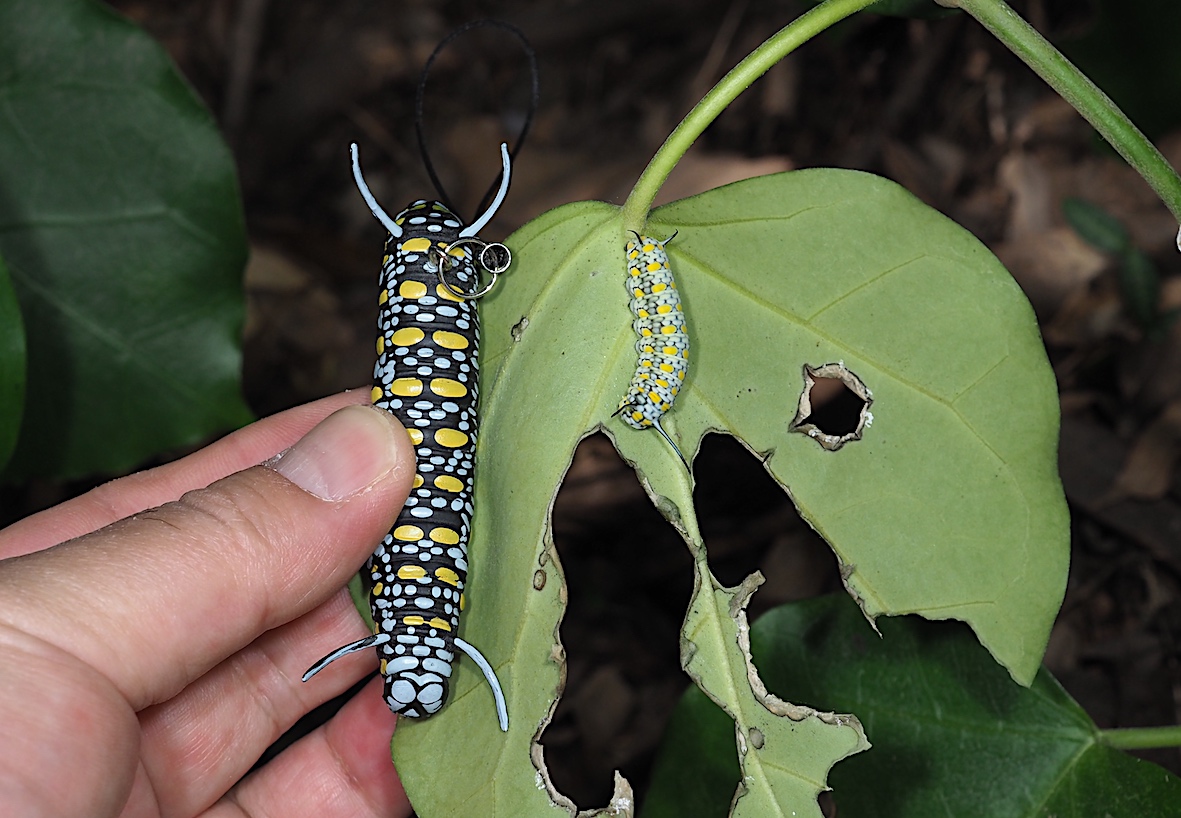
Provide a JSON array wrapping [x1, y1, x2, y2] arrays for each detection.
[[615, 233, 690, 465], [302, 143, 510, 733]]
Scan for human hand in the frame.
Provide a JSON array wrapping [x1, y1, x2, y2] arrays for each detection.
[[0, 392, 416, 818]]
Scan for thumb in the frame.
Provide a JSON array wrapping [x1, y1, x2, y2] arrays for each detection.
[[0, 403, 415, 709]]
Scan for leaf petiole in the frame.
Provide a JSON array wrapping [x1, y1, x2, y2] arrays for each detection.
[[1100, 725, 1181, 752], [620, 0, 880, 232]]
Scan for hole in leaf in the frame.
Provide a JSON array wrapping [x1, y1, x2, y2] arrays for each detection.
[[790, 363, 874, 451], [695, 434, 843, 621], [541, 433, 694, 808]]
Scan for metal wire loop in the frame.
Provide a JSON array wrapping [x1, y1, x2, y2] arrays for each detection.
[[435, 237, 507, 300]]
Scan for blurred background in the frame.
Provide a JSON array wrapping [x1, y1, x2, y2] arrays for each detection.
[[19, 0, 1181, 809]]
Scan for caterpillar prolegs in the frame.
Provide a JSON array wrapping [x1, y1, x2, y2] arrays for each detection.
[[615, 233, 690, 463], [302, 143, 511, 732]]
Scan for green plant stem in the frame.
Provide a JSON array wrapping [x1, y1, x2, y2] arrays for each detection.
[[621, 0, 880, 232], [943, 0, 1181, 230], [1100, 725, 1181, 751]]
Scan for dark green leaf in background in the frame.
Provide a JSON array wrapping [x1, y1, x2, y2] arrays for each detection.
[[0, 254, 26, 471], [0, 0, 251, 480], [1062, 196, 1130, 254], [643, 595, 1181, 818], [1118, 247, 1159, 331]]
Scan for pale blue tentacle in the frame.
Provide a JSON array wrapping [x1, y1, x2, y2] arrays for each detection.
[[302, 632, 391, 682], [454, 637, 509, 732], [351, 143, 403, 238]]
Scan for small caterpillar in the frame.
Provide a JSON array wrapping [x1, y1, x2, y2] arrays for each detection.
[[302, 143, 511, 732], [615, 233, 689, 461]]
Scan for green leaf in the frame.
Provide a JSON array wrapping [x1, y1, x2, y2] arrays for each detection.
[[1062, 197, 1130, 254], [641, 682, 738, 818], [646, 595, 1181, 818], [652, 170, 1066, 683], [0, 254, 26, 471], [1119, 247, 1159, 331], [386, 166, 1067, 816], [0, 0, 251, 480]]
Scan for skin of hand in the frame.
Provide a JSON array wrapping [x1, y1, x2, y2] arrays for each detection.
[[0, 391, 417, 818]]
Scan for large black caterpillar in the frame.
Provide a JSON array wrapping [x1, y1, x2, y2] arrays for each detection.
[[302, 143, 511, 732]]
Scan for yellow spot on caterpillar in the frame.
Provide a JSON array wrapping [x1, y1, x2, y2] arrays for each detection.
[[432, 330, 469, 350], [401, 237, 432, 253], [434, 475, 464, 492], [391, 327, 424, 346], [459, 593, 466, 612], [379, 289, 389, 304], [399, 280, 428, 299], [663, 346, 678, 355], [429, 527, 460, 545], [640, 328, 653, 337], [435, 567, 460, 586], [656, 378, 670, 388], [391, 378, 423, 396], [430, 378, 467, 398], [657, 304, 672, 315], [659, 363, 674, 373], [436, 283, 464, 302], [649, 391, 661, 403], [660, 325, 677, 335], [403, 615, 426, 626], [407, 428, 424, 445], [652, 283, 667, 293], [435, 428, 469, 448], [447, 244, 467, 258], [383, 255, 392, 264], [376, 336, 385, 354], [412, 474, 424, 488], [633, 288, 644, 298], [638, 309, 650, 318], [372, 582, 385, 596], [643, 242, 656, 252], [370, 386, 383, 403], [646, 262, 662, 272], [380, 658, 388, 675], [393, 525, 424, 541], [398, 565, 427, 580], [429, 617, 452, 631]]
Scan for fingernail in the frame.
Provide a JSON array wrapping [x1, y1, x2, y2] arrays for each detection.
[[270, 405, 400, 501]]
